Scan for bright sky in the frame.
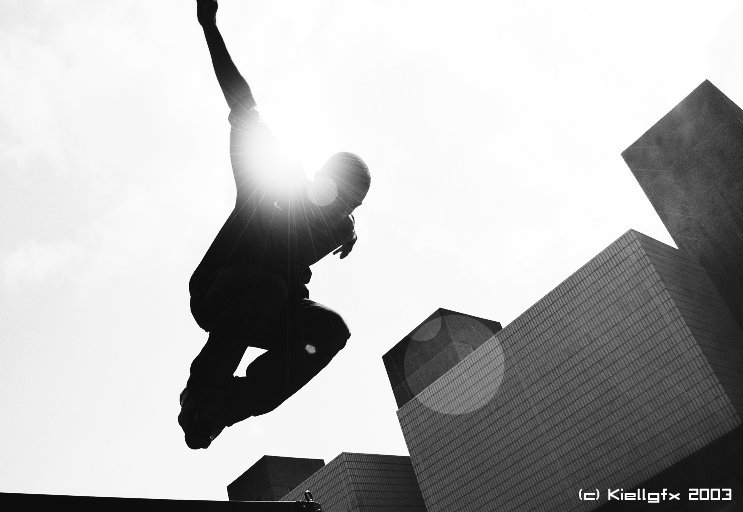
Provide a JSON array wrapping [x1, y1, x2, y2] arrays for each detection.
[[2, 0, 742, 502]]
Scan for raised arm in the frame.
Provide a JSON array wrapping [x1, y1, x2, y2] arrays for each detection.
[[197, 0, 255, 112]]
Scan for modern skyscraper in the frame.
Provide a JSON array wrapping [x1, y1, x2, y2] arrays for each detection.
[[278, 453, 426, 512], [622, 80, 743, 332], [389, 230, 743, 511]]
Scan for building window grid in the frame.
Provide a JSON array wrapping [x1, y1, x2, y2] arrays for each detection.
[[512, 266, 676, 382], [530, 415, 724, 512], [670, 294, 740, 332], [406, 336, 740, 508], [398, 233, 740, 512], [520, 304, 684, 412], [508, 239, 644, 341], [404, 310, 688, 454], [473, 379, 738, 510]]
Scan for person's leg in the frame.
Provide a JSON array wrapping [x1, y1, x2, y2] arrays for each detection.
[[180, 264, 287, 448], [187, 265, 287, 393], [224, 298, 351, 426]]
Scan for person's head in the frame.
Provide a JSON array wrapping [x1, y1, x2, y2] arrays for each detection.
[[308, 152, 370, 220]]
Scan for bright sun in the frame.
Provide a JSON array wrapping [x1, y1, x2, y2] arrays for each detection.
[[266, 109, 335, 181]]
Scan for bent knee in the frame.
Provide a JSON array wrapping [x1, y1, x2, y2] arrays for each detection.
[[328, 315, 351, 353], [332, 317, 351, 352], [323, 310, 350, 350], [305, 311, 350, 355]]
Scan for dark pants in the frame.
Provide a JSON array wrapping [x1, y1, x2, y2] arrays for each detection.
[[187, 264, 350, 426]]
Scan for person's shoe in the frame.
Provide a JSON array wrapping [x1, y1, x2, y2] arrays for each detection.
[[178, 388, 226, 449]]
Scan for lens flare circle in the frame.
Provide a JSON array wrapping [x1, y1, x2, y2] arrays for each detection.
[[306, 175, 338, 207], [410, 316, 442, 342], [416, 334, 505, 416], [403, 315, 506, 416]]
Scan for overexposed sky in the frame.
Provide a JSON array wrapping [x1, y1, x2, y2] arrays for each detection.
[[2, 0, 742, 501]]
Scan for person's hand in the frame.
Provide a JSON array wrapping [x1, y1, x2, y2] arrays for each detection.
[[197, 0, 218, 27], [333, 232, 357, 259]]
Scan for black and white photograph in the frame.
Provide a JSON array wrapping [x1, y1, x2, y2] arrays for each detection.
[[2, 1, 742, 510]]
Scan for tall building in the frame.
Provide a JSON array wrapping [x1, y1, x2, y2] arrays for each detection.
[[279, 453, 426, 512], [389, 230, 743, 511], [622, 80, 743, 332], [227, 456, 325, 502]]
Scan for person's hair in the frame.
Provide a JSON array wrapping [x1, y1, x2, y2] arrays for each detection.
[[318, 152, 371, 200]]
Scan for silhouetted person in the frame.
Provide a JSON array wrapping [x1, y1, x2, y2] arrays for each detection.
[[179, 0, 371, 449]]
